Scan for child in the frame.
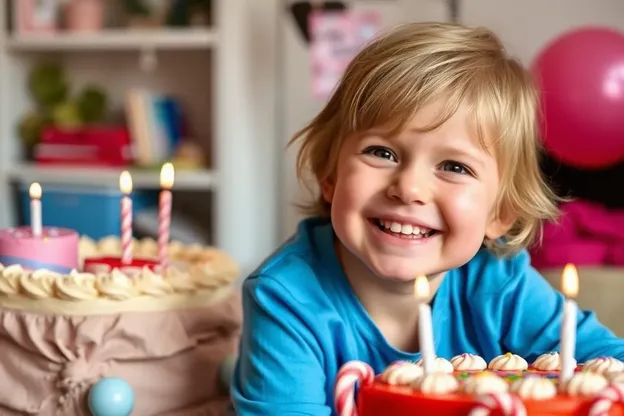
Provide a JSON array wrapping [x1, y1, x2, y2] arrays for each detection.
[[231, 21, 624, 415]]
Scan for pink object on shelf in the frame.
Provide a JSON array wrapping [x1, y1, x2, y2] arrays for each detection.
[[0, 226, 78, 273], [530, 200, 624, 268], [64, 0, 104, 32], [35, 126, 132, 167], [13, 0, 60, 34]]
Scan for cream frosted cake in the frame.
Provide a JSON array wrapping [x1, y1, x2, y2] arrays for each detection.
[[0, 232, 241, 416], [335, 353, 624, 416]]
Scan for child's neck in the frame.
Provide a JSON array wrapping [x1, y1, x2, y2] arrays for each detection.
[[335, 240, 445, 353]]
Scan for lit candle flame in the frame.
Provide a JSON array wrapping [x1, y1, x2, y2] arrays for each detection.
[[160, 162, 175, 189], [29, 182, 42, 199], [119, 171, 133, 195], [414, 275, 430, 300], [562, 263, 579, 299]]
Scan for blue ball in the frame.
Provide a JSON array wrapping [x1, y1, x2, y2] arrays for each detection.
[[88, 377, 135, 416]]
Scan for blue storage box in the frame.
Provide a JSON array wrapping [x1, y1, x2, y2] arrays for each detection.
[[19, 185, 158, 240]]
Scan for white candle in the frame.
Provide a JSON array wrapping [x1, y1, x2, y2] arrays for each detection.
[[119, 171, 133, 265], [415, 275, 435, 375], [560, 263, 579, 383], [158, 162, 175, 271], [29, 182, 42, 237]]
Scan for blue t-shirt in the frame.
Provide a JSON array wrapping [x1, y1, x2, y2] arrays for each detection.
[[231, 217, 624, 415]]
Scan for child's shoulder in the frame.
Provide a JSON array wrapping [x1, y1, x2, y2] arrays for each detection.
[[243, 217, 335, 305], [459, 248, 533, 295]]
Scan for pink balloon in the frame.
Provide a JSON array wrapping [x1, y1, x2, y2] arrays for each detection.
[[533, 27, 624, 168]]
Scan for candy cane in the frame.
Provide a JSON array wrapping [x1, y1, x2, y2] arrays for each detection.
[[468, 393, 527, 416], [589, 383, 624, 416], [334, 361, 375, 416]]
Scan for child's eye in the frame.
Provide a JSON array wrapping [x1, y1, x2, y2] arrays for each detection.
[[439, 161, 472, 175], [363, 146, 397, 162]]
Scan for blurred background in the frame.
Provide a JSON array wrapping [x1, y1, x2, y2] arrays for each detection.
[[2, 0, 624, 334]]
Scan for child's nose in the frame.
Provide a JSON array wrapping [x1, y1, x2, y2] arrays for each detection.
[[386, 169, 433, 205]]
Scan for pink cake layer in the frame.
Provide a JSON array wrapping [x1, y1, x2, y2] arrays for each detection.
[[0, 227, 78, 273]]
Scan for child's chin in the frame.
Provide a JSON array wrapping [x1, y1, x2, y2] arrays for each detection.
[[371, 264, 431, 283]]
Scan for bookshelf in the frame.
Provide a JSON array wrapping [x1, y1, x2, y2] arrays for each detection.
[[0, 0, 281, 276]]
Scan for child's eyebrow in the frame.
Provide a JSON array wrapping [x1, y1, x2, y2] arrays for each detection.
[[437, 144, 488, 168]]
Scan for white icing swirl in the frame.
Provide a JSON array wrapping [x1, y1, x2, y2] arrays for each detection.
[[488, 353, 528, 371], [583, 357, 624, 375], [416, 357, 454, 374], [451, 353, 487, 371], [133, 267, 173, 296], [20, 269, 57, 299], [96, 236, 121, 256], [510, 375, 557, 400], [164, 267, 196, 292], [95, 268, 138, 300], [462, 373, 508, 395], [607, 371, 624, 385], [411, 373, 459, 394], [55, 270, 99, 301], [380, 362, 424, 386], [0, 264, 23, 295], [560, 372, 608, 396], [532, 352, 571, 371]]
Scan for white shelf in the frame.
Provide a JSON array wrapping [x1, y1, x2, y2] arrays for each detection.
[[5, 28, 218, 51], [5, 164, 217, 191]]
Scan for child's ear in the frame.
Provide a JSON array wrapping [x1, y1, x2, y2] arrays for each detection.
[[320, 179, 335, 204], [485, 204, 516, 240]]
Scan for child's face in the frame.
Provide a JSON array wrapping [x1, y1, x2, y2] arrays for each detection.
[[322, 100, 509, 282]]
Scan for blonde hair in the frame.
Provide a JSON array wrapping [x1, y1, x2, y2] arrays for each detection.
[[290, 22, 560, 256]]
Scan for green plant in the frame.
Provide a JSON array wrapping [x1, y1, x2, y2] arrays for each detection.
[[52, 101, 82, 129], [28, 62, 69, 109], [122, 0, 151, 16], [17, 111, 50, 148], [77, 85, 108, 124], [18, 62, 110, 150]]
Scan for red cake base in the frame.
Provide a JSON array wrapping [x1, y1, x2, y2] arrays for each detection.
[[358, 381, 624, 416]]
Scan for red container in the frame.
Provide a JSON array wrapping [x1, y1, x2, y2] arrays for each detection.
[[35, 126, 132, 167]]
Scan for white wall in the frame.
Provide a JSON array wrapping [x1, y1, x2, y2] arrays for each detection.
[[278, 0, 624, 240]]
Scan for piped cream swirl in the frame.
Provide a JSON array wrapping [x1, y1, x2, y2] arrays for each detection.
[[451, 353, 487, 371], [380, 362, 423, 386], [56, 270, 99, 301], [607, 371, 624, 385], [0, 264, 23, 295], [488, 353, 528, 371], [560, 372, 608, 396], [133, 267, 174, 296], [412, 373, 459, 394], [416, 357, 454, 374], [20, 269, 57, 299], [95, 268, 138, 300], [583, 357, 624, 375], [532, 352, 570, 371], [510, 375, 557, 400], [462, 372, 508, 395]]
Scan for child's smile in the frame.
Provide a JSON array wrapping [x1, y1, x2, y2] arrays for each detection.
[[368, 217, 441, 247]]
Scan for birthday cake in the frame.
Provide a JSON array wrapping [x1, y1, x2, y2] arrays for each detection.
[[0, 229, 241, 416], [335, 353, 624, 416]]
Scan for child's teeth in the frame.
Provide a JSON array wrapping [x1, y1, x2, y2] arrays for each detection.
[[382, 221, 427, 236]]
